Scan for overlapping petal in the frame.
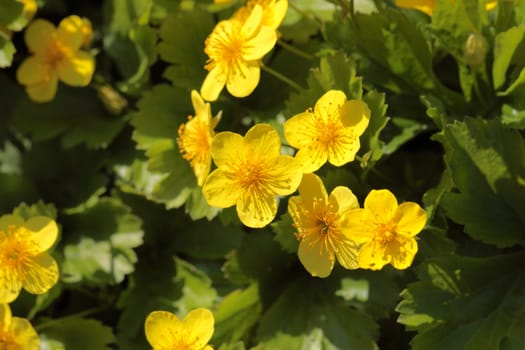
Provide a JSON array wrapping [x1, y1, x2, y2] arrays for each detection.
[[145, 311, 182, 349], [24, 216, 58, 253], [210, 132, 244, 169], [182, 308, 215, 349], [202, 170, 242, 208], [298, 238, 334, 278], [314, 90, 347, 122], [237, 189, 277, 228], [243, 124, 282, 158], [56, 51, 95, 86], [395, 202, 428, 237], [57, 15, 84, 50], [21, 253, 59, 295], [24, 19, 55, 54], [364, 189, 398, 222], [226, 61, 261, 98], [16, 56, 51, 86], [201, 66, 227, 102]]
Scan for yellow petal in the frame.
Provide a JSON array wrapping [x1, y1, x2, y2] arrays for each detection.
[[341, 209, 376, 244], [269, 0, 288, 29], [0, 271, 22, 303], [395, 0, 434, 16], [24, 19, 55, 55], [294, 145, 327, 173], [283, 111, 317, 149], [339, 100, 371, 136], [202, 170, 242, 208], [329, 186, 358, 213], [191, 90, 208, 116], [243, 124, 281, 158], [364, 189, 398, 222], [314, 90, 347, 123], [0, 214, 24, 232], [145, 311, 182, 349], [192, 154, 212, 187], [297, 173, 327, 211], [226, 61, 260, 98], [394, 202, 427, 237], [326, 133, 360, 167], [201, 66, 227, 102], [334, 237, 360, 270], [243, 25, 277, 60], [57, 15, 84, 50], [182, 308, 214, 349], [241, 4, 263, 38], [237, 189, 277, 228], [485, 0, 497, 10], [358, 241, 389, 270], [8, 317, 40, 350], [24, 216, 58, 253], [298, 237, 334, 278], [26, 72, 59, 103], [56, 51, 94, 87], [16, 56, 52, 86], [21, 253, 58, 295], [265, 155, 302, 196], [210, 131, 244, 169], [0, 303, 12, 327], [389, 236, 418, 270]]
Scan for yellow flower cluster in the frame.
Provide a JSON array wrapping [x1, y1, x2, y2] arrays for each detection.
[[177, 0, 428, 279], [0, 214, 60, 349], [16, 15, 95, 103]]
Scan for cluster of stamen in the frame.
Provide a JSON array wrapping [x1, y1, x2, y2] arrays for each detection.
[[236, 161, 266, 191], [177, 116, 211, 163], [0, 225, 37, 277], [204, 21, 244, 72], [0, 330, 17, 350], [43, 36, 69, 67]]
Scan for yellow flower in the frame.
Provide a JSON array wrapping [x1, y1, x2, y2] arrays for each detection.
[[145, 308, 214, 350], [178, 90, 221, 186], [284, 90, 371, 173], [202, 124, 302, 228], [0, 304, 39, 350], [288, 173, 360, 278], [343, 189, 427, 270], [18, 0, 37, 23], [0, 214, 59, 303], [234, 0, 288, 30], [16, 15, 95, 103], [81, 17, 93, 47], [200, 4, 277, 101], [395, 0, 496, 16]]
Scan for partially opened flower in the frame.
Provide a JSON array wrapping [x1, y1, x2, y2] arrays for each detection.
[[234, 0, 288, 30], [343, 189, 427, 270], [178, 90, 221, 186], [284, 90, 370, 173], [200, 4, 277, 101], [0, 214, 59, 303], [0, 304, 40, 350], [16, 15, 95, 102], [202, 124, 302, 228], [395, 0, 496, 16], [145, 308, 214, 350], [289, 173, 360, 278]]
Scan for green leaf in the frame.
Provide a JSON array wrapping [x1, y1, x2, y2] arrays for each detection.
[[12, 201, 57, 220], [360, 89, 389, 164], [61, 197, 144, 285], [255, 278, 379, 350], [271, 212, 298, 254], [158, 7, 214, 88], [501, 104, 525, 129], [11, 86, 125, 149], [493, 24, 525, 90], [40, 318, 115, 350], [441, 118, 525, 248], [397, 253, 525, 350], [131, 84, 218, 219], [0, 0, 23, 28], [213, 283, 262, 344], [0, 140, 22, 175], [0, 35, 15, 68]]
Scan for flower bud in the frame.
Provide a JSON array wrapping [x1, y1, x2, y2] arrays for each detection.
[[464, 32, 489, 68]]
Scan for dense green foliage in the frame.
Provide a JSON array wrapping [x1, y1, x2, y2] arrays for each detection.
[[1, 0, 524, 349]]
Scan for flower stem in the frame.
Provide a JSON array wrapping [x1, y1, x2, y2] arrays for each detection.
[[277, 39, 315, 61], [261, 64, 304, 91], [35, 305, 109, 331]]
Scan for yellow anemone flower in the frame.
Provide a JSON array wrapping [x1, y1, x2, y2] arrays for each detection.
[[396, 0, 497, 16], [288, 173, 360, 278], [16, 15, 95, 103], [202, 124, 302, 228], [0, 304, 39, 350], [0, 214, 59, 303], [178, 90, 221, 186], [234, 0, 288, 30], [343, 189, 427, 270], [18, 0, 37, 23], [284, 90, 371, 173], [145, 308, 214, 350], [200, 4, 277, 101]]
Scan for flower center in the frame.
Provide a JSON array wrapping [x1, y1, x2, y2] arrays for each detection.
[[177, 117, 212, 163], [376, 221, 398, 244], [204, 21, 244, 71], [0, 225, 38, 276], [0, 329, 19, 350], [236, 161, 266, 190], [43, 36, 69, 67]]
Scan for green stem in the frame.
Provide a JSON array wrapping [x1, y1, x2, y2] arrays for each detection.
[[277, 39, 315, 61], [261, 64, 304, 91], [35, 305, 109, 331]]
